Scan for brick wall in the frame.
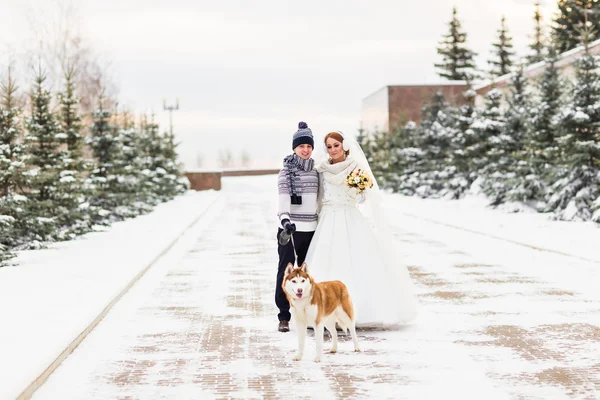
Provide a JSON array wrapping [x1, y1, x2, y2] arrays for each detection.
[[184, 172, 222, 191], [387, 84, 469, 129], [184, 169, 280, 191]]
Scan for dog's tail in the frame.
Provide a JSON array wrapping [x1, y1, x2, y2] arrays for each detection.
[[337, 286, 355, 334]]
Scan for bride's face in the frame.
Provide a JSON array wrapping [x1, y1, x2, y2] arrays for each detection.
[[326, 137, 345, 163]]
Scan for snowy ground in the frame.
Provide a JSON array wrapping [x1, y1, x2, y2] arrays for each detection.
[[0, 190, 222, 399], [2, 175, 600, 399]]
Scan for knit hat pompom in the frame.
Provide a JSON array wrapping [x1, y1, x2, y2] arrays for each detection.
[[292, 121, 314, 150]]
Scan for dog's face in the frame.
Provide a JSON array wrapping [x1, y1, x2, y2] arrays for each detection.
[[283, 262, 312, 300]]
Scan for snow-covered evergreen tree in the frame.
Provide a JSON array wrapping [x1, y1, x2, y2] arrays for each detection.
[[435, 7, 479, 82], [446, 89, 478, 198], [502, 49, 565, 210], [25, 65, 64, 202], [389, 122, 422, 194], [23, 64, 66, 241], [553, 0, 600, 53], [158, 126, 188, 197], [55, 64, 90, 236], [138, 117, 186, 203], [489, 16, 516, 78], [520, 50, 566, 207], [114, 121, 154, 216], [462, 89, 504, 187], [86, 94, 124, 221], [360, 128, 394, 186], [547, 53, 600, 221], [0, 67, 26, 264], [358, 127, 394, 188], [482, 67, 529, 204], [527, 2, 546, 64], [0, 67, 26, 198], [405, 91, 457, 197], [58, 65, 85, 164]]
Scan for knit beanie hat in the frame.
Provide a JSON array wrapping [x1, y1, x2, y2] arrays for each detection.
[[292, 121, 314, 150]]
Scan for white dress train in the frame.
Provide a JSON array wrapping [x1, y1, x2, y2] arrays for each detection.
[[304, 156, 418, 328]]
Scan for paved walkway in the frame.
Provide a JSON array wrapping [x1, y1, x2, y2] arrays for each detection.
[[34, 176, 600, 400]]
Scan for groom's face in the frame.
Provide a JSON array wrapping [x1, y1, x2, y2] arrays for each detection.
[[294, 144, 313, 160]]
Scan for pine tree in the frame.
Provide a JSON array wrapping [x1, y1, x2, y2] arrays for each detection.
[[361, 128, 393, 187], [510, 49, 564, 206], [0, 67, 26, 263], [446, 89, 478, 198], [547, 52, 600, 221], [113, 124, 152, 216], [504, 66, 530, 150], [409, 91, 456, 197], [489, 16, 516, 78], [528, 2, 546, 64], [137, 115, 185, 205], [25, 64, 63, 202], [0, 67, 26, 198], [23, 63, 65, 241], [553, 0, 600, 54], [55, 64, 90, 236], [392, 122, 424, 194], [58, 65, 85, 163], [435, 7, 479, 82], [357, 128, 382, 181], [468, 89, 505, 193], [482, 66, 529, 204], [86, 93, 123, 221]]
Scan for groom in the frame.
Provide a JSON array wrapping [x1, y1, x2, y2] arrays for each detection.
[[275, 121, 319, 332]]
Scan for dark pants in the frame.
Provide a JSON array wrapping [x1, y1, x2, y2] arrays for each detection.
[[276, 229, 314, 322]]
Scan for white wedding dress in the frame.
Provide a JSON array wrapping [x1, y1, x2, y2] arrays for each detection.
[[304, 145, 418, 328]]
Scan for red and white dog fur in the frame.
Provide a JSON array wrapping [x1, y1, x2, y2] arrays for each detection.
[[282, 262, 360, 362]]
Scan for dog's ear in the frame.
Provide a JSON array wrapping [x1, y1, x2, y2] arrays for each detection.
[[299, 262, 308, 272], [284, 262, 294, 278]]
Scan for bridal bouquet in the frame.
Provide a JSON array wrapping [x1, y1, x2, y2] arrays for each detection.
[[345, 168, 373, 194]]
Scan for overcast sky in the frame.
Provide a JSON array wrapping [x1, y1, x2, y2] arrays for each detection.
[[1, 0, 557, 169]]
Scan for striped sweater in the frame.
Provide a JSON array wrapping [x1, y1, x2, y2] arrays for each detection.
[[277, 157, 319, 232]]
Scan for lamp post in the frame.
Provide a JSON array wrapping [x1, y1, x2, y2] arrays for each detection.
[[163, 98, 179, 137]]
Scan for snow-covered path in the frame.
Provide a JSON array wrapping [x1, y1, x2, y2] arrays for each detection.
[[33, 176, 600, 399]]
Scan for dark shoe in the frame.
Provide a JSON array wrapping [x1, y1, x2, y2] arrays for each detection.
[[278, 320, 290, 332]]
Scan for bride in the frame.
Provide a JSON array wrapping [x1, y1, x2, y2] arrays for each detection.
[[304, 131, 418, 328]]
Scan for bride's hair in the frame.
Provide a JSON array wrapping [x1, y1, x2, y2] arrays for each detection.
[[324, 132, 350, 159]]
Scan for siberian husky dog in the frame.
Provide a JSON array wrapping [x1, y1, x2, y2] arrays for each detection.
[[282, 262, 360, 362]]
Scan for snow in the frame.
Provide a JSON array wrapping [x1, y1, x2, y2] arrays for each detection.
[[58, 176, 76, 183], [572, 110, 590, 122], [0, 215, 15, 224], [384, 192, 600, 265], [0, 190, 221, 400], [2, 175, 600, 399]]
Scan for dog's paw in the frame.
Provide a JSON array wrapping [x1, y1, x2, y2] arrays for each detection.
[[292, 353, 303, 361], [313, 356, 322, 363], [329, 347, 337, 354], [354, 346, 361, 352]]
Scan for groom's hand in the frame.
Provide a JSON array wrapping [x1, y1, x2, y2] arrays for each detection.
[[281, 219, 297, 235], [279, 219, 296, 246]]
